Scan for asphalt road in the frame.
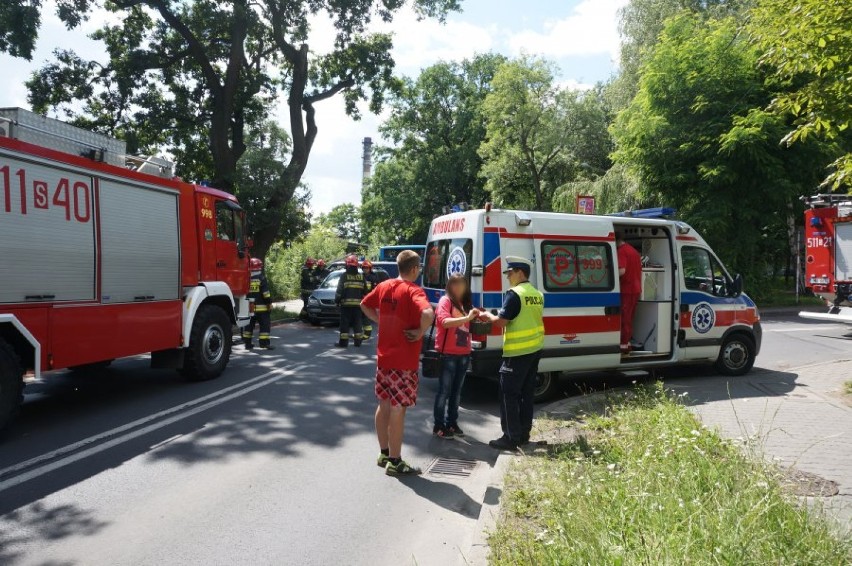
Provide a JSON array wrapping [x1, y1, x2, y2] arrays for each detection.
[[1, 316, 850, 565]]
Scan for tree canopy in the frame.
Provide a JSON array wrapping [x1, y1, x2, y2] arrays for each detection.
[[11, 0, 460, 258], [749, 0, 852, 188], [362, 53, 505, 244]]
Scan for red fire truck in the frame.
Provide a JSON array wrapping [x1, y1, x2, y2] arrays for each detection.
[[800, 193, 852, 325], [0, 108, 252, 429]]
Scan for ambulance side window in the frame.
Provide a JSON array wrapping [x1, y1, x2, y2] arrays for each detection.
[[540, 241, 614, 292], [682, 247, 729, 296]]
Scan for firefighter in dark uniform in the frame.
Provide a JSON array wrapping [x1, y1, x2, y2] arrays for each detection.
[[244, 257, 275, 350], [335, 255, 368, 347], [360, 259, 382, 339], [299, 257, 317, 320], [314, 259, 330, 286]]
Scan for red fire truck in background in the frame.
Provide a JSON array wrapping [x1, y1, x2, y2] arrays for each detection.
[[801, 193, 852, 325], [0, 108, 252, 429]]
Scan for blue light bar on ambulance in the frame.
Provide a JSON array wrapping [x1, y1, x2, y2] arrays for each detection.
[[607, 207, 677, 219]]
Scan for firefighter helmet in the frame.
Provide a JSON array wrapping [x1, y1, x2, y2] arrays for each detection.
[[361, 259, 373, 269], [250, 257, 263, 271], [305, 257, 316, 267], [316, 259, 326, 268], [345, 254, 359, 267]]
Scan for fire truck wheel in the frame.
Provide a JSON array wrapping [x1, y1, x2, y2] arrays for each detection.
[[182, 305, 232, 381], [714, 333, 756, 376], [0, 339, 25, 431], [533, 372, 560, 403]]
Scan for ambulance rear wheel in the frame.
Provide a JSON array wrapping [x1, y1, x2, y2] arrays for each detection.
[[182, 305, 232, 381], [0, 339, 24, 431], [715, 334, 756, 376], [534, 372, 560, 403]]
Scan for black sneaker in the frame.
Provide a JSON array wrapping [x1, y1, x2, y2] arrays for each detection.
[[447, 425, 465, 437], [489, 436, 519, 451], [433, 425, 454, 439]]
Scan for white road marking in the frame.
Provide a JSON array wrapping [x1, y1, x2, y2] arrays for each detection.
[[0, 364, 304, 492], [764, 325, 844, 333]]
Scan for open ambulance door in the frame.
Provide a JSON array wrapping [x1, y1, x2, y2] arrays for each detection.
[[614, 224, 677, 362]]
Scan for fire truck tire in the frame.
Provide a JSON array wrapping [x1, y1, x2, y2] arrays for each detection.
[[0, 339, 25, 431], [714, 333, 756, 376], [533, 372, 560, 403], [182, 305, 232, 381]]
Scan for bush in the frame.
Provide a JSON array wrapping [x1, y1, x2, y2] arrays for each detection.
[[265, 226, 349, 300]]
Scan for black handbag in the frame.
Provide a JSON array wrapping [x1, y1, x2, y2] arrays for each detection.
[[421, 310, 453, 378]]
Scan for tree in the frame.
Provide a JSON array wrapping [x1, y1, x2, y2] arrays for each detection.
[[611, 14, 837, 290], [479, 58, 612, 211], [608, 0, 743, 110], [316, 203, 362, 242], [749, 0, 852, 189], [234, 121, 311, 250], [13, 0, 461, 259], [362, 54, 505, 244]]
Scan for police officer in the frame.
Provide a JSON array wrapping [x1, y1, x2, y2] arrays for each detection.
[[479, 256, 544, 450], [299, 257, 317, 320], [335, 254, 368, 347], [360, 259, 382, 339], [244, 257, 275, 350]]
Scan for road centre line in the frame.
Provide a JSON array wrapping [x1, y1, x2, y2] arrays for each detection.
[[0, 364, 304, 492]]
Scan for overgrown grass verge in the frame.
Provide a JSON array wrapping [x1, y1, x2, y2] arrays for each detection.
[[489, 385, 851, 565], [270, 306, 300, 322]]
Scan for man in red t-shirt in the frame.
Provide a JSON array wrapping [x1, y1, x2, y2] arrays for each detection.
[[361, 250, 434, 475], [616, 232, 643, 353]]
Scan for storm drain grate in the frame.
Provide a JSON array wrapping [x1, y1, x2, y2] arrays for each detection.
[[426, 457, 479, 478]]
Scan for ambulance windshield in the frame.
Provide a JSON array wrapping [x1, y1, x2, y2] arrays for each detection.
[[424, 238, 472, 289]]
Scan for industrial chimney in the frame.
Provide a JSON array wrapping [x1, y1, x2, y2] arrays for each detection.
[[361, 136, 373, 181]]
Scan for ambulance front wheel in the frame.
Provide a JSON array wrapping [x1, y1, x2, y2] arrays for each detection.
[[182, 304, 232, 381], [0, 339, 24, 431], [715, 334, 756, 376], [534, 372, 560, 403]]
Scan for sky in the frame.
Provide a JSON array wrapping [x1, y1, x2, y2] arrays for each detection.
[[0, 0, 628, 214]]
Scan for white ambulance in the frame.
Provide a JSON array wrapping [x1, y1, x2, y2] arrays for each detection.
[[423, 205, 762, 400]]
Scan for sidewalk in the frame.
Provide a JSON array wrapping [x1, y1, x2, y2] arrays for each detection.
[[667, 360, 852, 531]]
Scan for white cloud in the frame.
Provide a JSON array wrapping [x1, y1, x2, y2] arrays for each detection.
[[508, 0, 628, 63], [556, 78, 595, 92]]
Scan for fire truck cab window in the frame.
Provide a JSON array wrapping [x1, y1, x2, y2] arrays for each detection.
[[682, 246, 730, 296], [216, 201, 234, 241]]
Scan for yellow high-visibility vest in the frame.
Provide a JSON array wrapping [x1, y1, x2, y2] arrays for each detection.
[[503, 282, 545, 357]]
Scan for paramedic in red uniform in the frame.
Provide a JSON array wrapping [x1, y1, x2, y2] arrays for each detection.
[[617, 232, 642, 353]]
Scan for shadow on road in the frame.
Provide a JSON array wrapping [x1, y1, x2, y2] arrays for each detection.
[[0, 501, 108, 565], [394, 476, 482, 519]]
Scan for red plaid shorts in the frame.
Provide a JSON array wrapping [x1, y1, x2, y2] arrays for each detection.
[[375, 368, 419, 407]]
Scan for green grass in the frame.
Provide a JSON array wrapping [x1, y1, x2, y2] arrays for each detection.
[[756, 277, 825, 308], [270, 306, 300, 322], [489, 385, 851, 565], [844, 381, 852, 396]]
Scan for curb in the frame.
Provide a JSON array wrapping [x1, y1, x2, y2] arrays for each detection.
[[759, 306, 825, 319], [461, 391, 616, 565]]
